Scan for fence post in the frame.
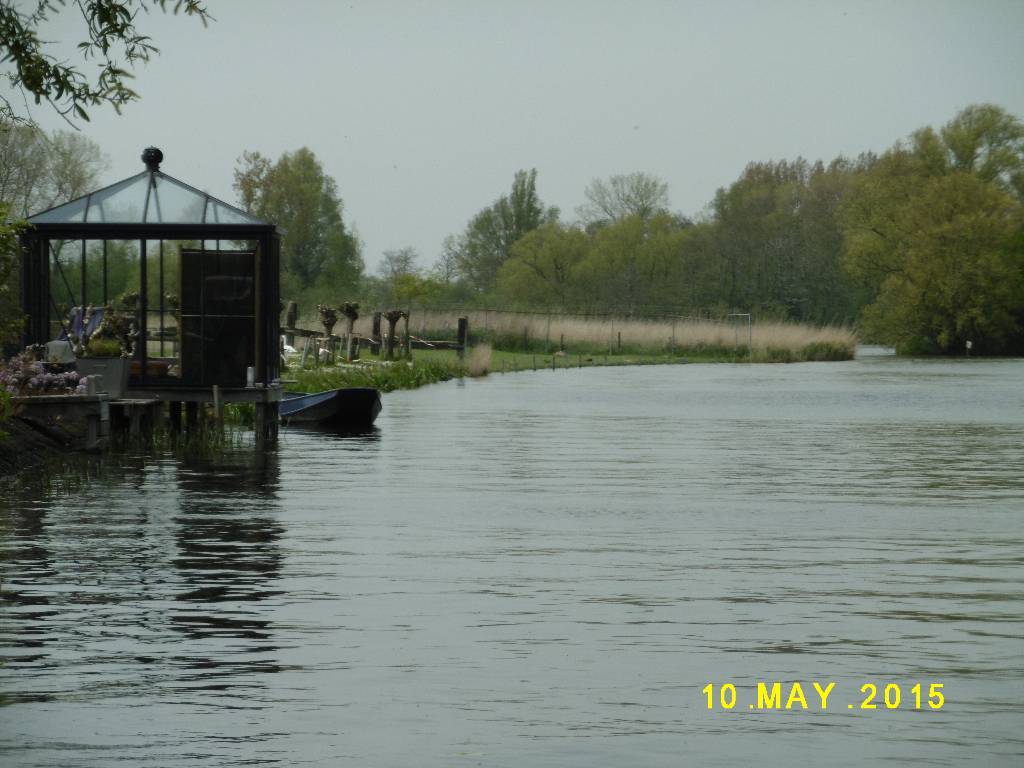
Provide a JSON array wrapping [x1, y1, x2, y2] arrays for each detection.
[[285, 300, 298, 347], [372, 312, 382, 355]]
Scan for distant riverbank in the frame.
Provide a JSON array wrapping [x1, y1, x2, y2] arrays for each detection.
[[287, 335, 855, 395]]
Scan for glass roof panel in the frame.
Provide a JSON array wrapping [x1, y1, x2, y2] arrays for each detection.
[[27, 167, 270, 227], [87, 173, 150, 222], [28, 195, 88, 223], [145, 175, 206, 223], [206, 199, 264, 225]]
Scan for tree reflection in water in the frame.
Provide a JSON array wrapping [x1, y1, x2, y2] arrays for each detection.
[[168, 449, 288, 691]]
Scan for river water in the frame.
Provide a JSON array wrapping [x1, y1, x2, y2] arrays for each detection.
[[2, 349, 1023, 766]]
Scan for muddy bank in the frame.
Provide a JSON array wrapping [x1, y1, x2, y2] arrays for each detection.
[[0, 417, 79, 480]]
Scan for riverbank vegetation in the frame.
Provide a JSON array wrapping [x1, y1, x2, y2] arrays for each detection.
[[2, 104, 1021, 362], [267, 104, 1021, 357], [282, 314, 855, 395]]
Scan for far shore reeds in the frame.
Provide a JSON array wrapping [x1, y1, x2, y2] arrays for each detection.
[[299, 308, 857, 362]]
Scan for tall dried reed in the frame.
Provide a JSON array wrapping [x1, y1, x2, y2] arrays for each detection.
[[342, 308, 856, 357], [465, 343, 492, 376]]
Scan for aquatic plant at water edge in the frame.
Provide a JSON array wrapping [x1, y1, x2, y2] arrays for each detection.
[[0, 388, 12, 437], [290, 358, 466, 394]]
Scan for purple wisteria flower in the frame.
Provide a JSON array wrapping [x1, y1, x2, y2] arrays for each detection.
[[0, 351, 83, 396]]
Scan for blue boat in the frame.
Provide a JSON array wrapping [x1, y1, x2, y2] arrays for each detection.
[[280, 387, 381, 429]]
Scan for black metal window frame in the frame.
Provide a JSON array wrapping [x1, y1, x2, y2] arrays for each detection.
[[21, 222, 281, 388]]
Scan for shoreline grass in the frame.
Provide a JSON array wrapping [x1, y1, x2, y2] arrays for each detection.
[[283, 333, 854, 396], [280, 310, 855, 395]]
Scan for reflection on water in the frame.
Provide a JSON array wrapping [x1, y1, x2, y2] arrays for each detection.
[[170, 452, 284, 698], [1, 354, 1023, 766]]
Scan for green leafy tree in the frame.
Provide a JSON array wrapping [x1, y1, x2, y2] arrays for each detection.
[[852, 173, 1023, 353], [0, 0, 211, 125], [940, 103, 1024, 196], [496, 222, 589, 308], [234, 148, 363, 295], [452, 169, 558, 293], [842, 105, 1024, 354], [573, 213, 689, 314], [0, 203, 24, 348], [704, 157, 866, 322]]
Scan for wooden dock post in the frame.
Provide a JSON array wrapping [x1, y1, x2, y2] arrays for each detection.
[[185, 401, 199, 432], [212, 385, 223, 422], [169, 401, 182, 436], [456, 316, 469, 360], [254, 401, 279, 447]]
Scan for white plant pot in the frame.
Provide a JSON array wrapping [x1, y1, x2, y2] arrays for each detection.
[[76, 357, 130, 399]]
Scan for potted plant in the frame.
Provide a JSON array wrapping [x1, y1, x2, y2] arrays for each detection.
[[70, 299, 137, 399]]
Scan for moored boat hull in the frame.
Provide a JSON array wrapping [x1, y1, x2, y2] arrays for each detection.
[[280, 387, 381, 429]]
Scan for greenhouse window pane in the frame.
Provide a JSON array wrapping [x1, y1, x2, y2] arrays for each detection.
[[87, 173, 150, 222], [206, 199, 263, 225], [29, 196, 88, 223], [146, 175, 207, 223]]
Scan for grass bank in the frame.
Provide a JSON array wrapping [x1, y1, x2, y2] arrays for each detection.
[[288, 356, 468, 393], [282, 331, 853, 396]]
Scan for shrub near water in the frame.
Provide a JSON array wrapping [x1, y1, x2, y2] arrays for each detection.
[[290, 358, 465, 394]]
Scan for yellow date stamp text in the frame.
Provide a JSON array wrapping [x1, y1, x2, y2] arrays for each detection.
[[702, 682, 945, 711]]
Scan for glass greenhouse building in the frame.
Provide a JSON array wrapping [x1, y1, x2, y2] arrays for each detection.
[[20, 148, 282, 395]]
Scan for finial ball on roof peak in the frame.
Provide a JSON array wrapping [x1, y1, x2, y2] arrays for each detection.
[[142, 146, 163, 172]]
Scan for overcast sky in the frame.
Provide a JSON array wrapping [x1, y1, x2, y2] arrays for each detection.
[[12, 0, 1024, 273]]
